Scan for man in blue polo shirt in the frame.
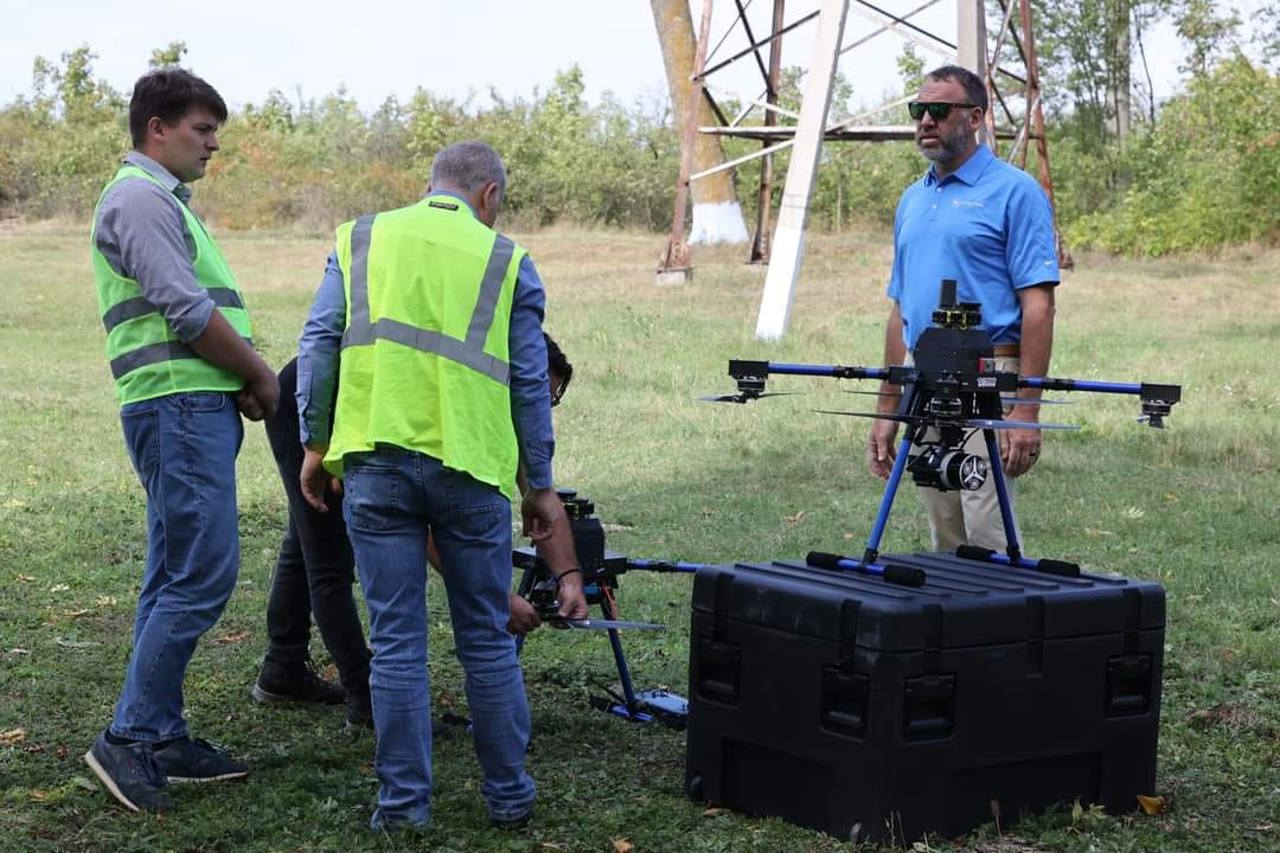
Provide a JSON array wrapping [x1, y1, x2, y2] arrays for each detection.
[[866, 64, 1060, 551]]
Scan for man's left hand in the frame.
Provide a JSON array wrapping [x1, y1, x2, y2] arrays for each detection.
[[1000, 405, 1042, 477], [301, 446, 333, 512]]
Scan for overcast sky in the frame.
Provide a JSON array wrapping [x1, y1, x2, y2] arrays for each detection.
[[1, 1, 1269, 117]]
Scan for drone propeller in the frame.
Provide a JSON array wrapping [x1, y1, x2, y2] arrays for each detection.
[[697, 391, 802, 404], [965, 418, 1080, 431], [814, 410, 1080, 431], [812, 409, 919, 425], [1000, 396, 1072, 406], [840, 389, 900, 398]]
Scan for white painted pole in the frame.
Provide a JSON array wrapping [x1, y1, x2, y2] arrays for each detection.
[[754, 0, 850, 341]]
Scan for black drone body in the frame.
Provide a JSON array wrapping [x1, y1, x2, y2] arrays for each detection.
[[711, 278, 1182, 569]]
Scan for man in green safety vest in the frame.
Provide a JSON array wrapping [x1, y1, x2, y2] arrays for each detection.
[[84, 69, 278, 814], [297, 140, 585, 831]]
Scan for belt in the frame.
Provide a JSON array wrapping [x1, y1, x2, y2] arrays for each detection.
[[992, 344, 1020, 357]]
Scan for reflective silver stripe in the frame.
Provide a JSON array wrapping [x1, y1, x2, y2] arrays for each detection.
[[343, 215, 376, 346], [103, 288, 245, 332], [465, 235, 514, 347], [367, 318, 509, 385], [342, 223, 513, 386], [110, 336, 254, 380], [110, 341, 198, 379]]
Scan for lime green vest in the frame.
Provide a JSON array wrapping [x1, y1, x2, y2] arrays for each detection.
[[325, 196, 524, 499], [91, 164, 254, 405]]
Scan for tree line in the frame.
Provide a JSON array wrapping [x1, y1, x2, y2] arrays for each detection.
[[1, 6, 1278, 256]]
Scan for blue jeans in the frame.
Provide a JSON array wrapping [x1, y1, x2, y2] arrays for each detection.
[[111, 391, 243, 742], [342, 449, 533, 828]]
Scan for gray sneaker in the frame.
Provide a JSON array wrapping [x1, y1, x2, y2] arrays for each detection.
[[153, 736, 249, 784], [83, 731, 173, 813]]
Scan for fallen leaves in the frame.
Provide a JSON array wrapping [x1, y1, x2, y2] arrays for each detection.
[[1136, 794, 1167, 815], [1186, 703, 1263, 730], [785, 510, 806, 525], [214, 631, 251, 645], [611, 840, 634, 853], [702, 807, 728, 817], [0, 727, 27, 745]]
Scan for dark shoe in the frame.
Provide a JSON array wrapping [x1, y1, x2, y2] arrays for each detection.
[[343, 690, 373, 733], [253, 659, 345, 705], [83, 730, 172, 813], [489, 808, 532, 830], [153, 736, 249, 783]]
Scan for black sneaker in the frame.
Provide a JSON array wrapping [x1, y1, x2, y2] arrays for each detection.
[[153, 736, 249, 783], [83, 730, 172, 813], [489, 808, 532, 830], [343, 690, 373, 733], [252, 659, 345, 705]]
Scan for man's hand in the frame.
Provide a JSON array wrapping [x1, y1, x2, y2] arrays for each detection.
[[1000, 405, 1042, 477], [245, 369, 280, 420], [507, 593, 542, 635], [300, 446, 332, 512], [521, 487, 565, 542], [554, 570, 589, 620], [234, 388, 266, 421], [866, 418, 901, 479]]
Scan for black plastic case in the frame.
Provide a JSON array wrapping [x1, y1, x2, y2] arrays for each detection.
[[685, 552, 1164, 844]]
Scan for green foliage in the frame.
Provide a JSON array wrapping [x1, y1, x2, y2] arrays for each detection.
[[0, 46, 126, 217], [5, 39, 1280, 255], [896, 44, 925, 97], [1061, 53, 1280, 255], [148, 41, 188, 69]]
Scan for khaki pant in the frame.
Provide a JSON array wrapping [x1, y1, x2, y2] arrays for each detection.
[[906, 355, 1022, 551]]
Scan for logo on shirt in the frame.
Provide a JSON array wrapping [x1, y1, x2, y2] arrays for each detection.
[[951, 199, 985, 209]]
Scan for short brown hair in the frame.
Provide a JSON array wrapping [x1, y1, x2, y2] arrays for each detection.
[[129, 69, 228, 147]]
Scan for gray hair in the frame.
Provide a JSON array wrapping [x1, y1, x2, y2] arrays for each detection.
[[430, 140, 507, 199]]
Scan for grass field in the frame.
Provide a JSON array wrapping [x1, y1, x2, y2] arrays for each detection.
[[1, 222, 1278, 852]]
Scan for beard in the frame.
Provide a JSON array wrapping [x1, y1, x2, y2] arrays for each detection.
[[916, 123, 973, 162]]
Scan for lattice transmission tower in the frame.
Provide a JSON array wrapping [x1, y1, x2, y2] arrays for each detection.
[[657, 0, 1071, 340]]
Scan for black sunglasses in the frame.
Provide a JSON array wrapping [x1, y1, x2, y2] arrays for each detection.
[[908, 101, 978, 121], [550, 379, 568, 407]]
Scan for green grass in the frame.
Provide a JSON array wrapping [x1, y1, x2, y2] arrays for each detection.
[[1, 222, 1278, 852]]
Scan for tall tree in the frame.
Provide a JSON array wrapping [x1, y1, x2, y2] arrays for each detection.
[[1037, 0, 1147, 146], [1173, 0, 1242, 78]]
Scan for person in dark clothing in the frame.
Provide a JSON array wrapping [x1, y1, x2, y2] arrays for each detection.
[[253, 358, 373, 724], [252, 334, 575, 728]]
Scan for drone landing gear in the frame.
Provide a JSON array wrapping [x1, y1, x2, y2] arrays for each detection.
[[864, 418, 1079, 578], [515, 563, 689, 730]]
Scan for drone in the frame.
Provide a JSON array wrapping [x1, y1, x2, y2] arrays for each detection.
[[513, 489, 701, 728], [703, 278, 1182, 580]]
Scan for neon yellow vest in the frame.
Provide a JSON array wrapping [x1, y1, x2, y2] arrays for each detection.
[[91, 164, 254, 405], [325, 196, 524, 499]]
